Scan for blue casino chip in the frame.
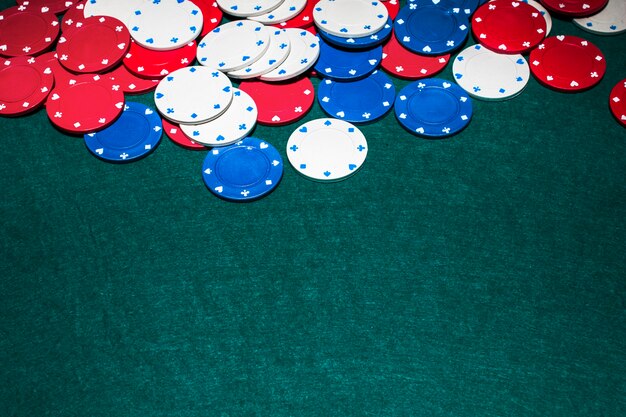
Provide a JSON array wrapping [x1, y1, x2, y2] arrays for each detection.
[[394, 78, 473, 138], [201, 137, 283, 201], [313, 37, 382, 81], [393, 1, 470, 55], [317, 70, 396, 124], [409, 0, 480, 18], [84, 101, 162, 162], [317, 17, 393, 50]]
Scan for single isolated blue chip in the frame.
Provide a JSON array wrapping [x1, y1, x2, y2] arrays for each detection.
[[84, 101, 162, 162], [202, 137, 283, 201], [394, 77, 473, 138], [393, 1, 470, 55], [313, 37, 382, 81], [317, 17, 393, 50], [317, 70, 396, 123]]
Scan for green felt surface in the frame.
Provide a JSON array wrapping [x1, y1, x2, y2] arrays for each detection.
[[1, 1, 625, 416]]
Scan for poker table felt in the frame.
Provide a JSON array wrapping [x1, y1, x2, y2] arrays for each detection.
[[1, 1, 625, 416]]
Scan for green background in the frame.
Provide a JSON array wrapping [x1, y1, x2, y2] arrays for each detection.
[[1, 1, 625, 415]]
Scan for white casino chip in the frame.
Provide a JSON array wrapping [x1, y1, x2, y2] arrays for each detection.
[[573, 0, 626, 35], [248, 0, 307, 24], [83, 0, 143, 28], [228, 27, 291, 79], [216, 0, 285, 17], [260, 28, 320, 82], [313, 0, 389, 38]]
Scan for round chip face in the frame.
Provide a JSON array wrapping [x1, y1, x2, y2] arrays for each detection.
[[106, 64, 160, 95], [0, 55, 54, 116], [286, 118, 368, 182], [453, 44, 530, 101], [317, 17, 392, 50], [238, 76, 314, 125], [190, 0, 224, 36], [393, 1, 470, 55], [0, 6, 60, 57], [529, 35, 606, 92], [126, 0, 204, 51], [84, 101, 162, 162], [317, 70, 395, 123], [61, 1, 88, 36], [313, 37, 382, 81], [381, 32, 450, 79], [197, 20, 270, 72], [260, 28, 320, 82], [573, 0, 626, 35], [249, 0, 307, 24], [472, 0, 547, 54], [162, 118, 207, 150], [274, 0, 315, 28], [17, 0, 74, 15], [227, 27, 291, 79], [394, 78, 473, 138], [154, 65, 233, 124], [56, 16, 130, 74], [202, 137, 284, 201], [83, 0, 142, 28], [313, 0, 389, 38], [46, 74, 125, 133], [609, 79, 626, 127], [123, 40, 197, 79], [216, 0, 285, 17], [179, 88, 258, 147], [540, 0, 608, 17]]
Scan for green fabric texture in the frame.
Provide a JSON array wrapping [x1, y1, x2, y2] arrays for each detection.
[[1, 1, 625, 415]]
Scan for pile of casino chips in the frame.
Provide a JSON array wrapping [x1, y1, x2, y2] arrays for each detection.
[[0, 0, 624, 202]]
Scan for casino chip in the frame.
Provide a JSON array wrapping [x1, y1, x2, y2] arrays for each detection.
[[523, 0, 553, 36], [529, 35, 606, 92], [61, 1, 88, 35], [46, 74, 125, 134], [453, 44, 530, 101], [317, 70, 396, 123], [286, 118, 368, 182], [154, 66, 233, 124], [190, 0, 224, 36], [609, 79, 626, 127], [313, 38, 382, 81], [106, 65, 160, 95], [202, 137, 284, 201], [0, 55, 54, 117], [162, 118, 208, 150], [384, 0, 400, 20], [197, 20, 270, 72], [472, 0, 546, 54], [393, 1, 470, 55], [394, 78, 473, 138], [260, 28, 320, 82], [123, 40, 197, 79], [83, 0, 141, 28], [16, 0, 74, 15], [126, 0, 204, 51], [540, 0, 608, 17], [317, 17, 392, 50], [216, 0, 285, 17], [573, 0, 626, 35], [238, 76, 314, 125], [249, 0, 307, 24], [84, 102, 162, 162], [313, 0, 389, 38], [56, 16, 130, 74], [409, 0, 480, 18], [179, 88, 258, 147], [381, 33, 450, 80], [228, 27, 291, 79], [38, 51, 77, 86], [0, 5, 60, 57], [274, 0, 315, 29]]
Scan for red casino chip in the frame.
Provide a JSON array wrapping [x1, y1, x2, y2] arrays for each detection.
[[239, 77, 314, 126], [0, 55, 54, 116], [540, 0, 609, 18], [45, 74, 125, 133], [61, 0, 88, 36], [472, 0, 547, 54], [56, 16, 130, 74], [384, 0, 400, 20], [381, 32, 450, 80], [529, 35, 606, 92], [162, 118, 208, 150], [273, 0, 315, 29], [17, 0, 75, 15], [189, 0, 223, 36], [122, 40, 197, 79], [38, 51, 80, 86], [609, 79, 626, 127], [106, 64, 160, 95], [0, 5, 60, 57]]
